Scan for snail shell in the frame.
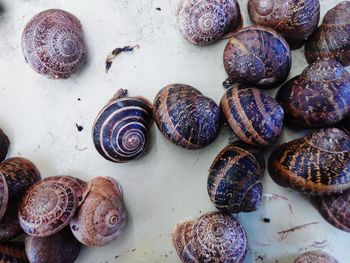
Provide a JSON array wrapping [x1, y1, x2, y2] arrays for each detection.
[[0, 174, 8, 221], [22, 9, 86, 79], [276, 59, 350, 128], [223, 26, 291, 88], [268, 128, 350, 195], [0, 201, 23, 242], [153, 84, 221, 149], [93, 89, 153, 163], [208, 141, 265, 213], [248, 0, 320, 49], [221, 87, 284, 147], [0, 242, 28, 263], [294, 251, 338, 263], [0, 129, 9, 162], [305, 1, 350, 66], [176, 0, 243, 45], [25, 227, 81, 263], [70, 176, 126, 246]]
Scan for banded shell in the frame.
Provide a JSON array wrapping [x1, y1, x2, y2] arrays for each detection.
[[25, 227, 81, 263], [0, 174, 8, 221], [172, 211, 248, 263], [176, 0, 243, 45], [221, 87, 284, 147], [70, 177, 126, 247], [276, 59, 350, 128], [294, 251, 338, 263], [223, 26, 291, 88], [305, 1, 350, 66], [208, 141, 265, 213], [22, 9, 86, 79], [0, 201, 22, 242], [268, 128, 350, 195], [93, 89, 153, 163], [0, 242, 28, 263], [0, 129, 9, 162], [153, 84, 221, 149], [248, 0, 320, 49]]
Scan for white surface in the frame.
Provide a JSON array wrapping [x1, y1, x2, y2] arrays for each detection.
[[0, 0, 349, 262]]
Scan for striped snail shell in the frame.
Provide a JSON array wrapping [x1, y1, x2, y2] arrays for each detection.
[[153, 84, 221, 149], [93, 89, 153, 163], [176, 0, 243, 45], [276, 59, 350, 128], [0, 242, 28, 263], [268, 128, 350, 195], [221, 87, 284, 147], [305, 1, 350, 66], [70, 177, 127, 247], [294, 251, 338, 263], [25, 227, 81, 263], [0, 201, 23, 242], [0, 129, 9, 162], [208, 141, 265, 214], [22, 9, 86, 79], [248, 0, 320, 49], [223, 26, 291, 89], [172, 211, 248, 263]]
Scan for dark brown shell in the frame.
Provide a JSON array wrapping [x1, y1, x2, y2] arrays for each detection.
[[221, 87, 284, 147], [0, 242, 28, 263], [248, 0, 320, 49], [0, 201, 23, 242], [268, 128, 350, 195], [208, 141, 265, 213], [305, 1, 350, 66], [0, 129, 9, 162], [294, 250, 338, 263], [0, 174, 8, 221], [276, 59, 350, 128], [25, 227, 81, 263], [153, 84, 221, 149], [22, 9, 86, 79]]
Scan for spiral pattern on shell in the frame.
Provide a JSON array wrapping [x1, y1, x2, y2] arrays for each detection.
[[93, 89, 153, 163], [221, 87, 284, 147], [0, 129, 9, 162], [0, 242, 28, 263], [223, 26, 291, 88], [294, 251, 339, 263], [305, 1, 350, 66], [177, 0, 243, 45], [248, 0, 320, 49], [276, 59, 350, 128], [153, 84, 221, 149], [70, 177, 126, 247], [22, 9, 86, 79], [269, 128, 350, 195]]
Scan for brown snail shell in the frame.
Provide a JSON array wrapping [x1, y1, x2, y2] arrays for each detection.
[[248, 0, 320, 49], [69, 176, 126, 247], [0, 201, 23, 242], [294, 250, 338, 263], [276, 59, 350, 128], [176, 0, 243, 45], [25, 227, 81, 263], [268, 128, 350, 195], [0, 174, 8, 221], [0, 129, 9, 162], [22, 9, 86, 79], [0, 242, 28, 263], [221, 87, 284, 147], [305, 1, 350, 66]]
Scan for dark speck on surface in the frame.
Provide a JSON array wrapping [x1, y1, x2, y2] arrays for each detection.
[[115, 255, 121, 259], [76, 123, 84, 132], [156, 7, 161, 11], [131, 249, 136, 252], [77, 98, 81, 101], [263, 218, 270, 223]]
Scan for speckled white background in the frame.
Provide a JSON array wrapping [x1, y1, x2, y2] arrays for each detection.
[[0, 0, 348, 262]]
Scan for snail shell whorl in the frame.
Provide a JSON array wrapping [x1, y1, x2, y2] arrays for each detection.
[[305, 1, 350, 66], [0, 129, 9, 162], [0, 202, 23, 242], [221, 87, 284, 147], [268, 128, 350, 195], [208, 141, 265, 214], [22, 9, 86, 79], [294, 251, 339, 263], [223, 26, 291, 88], [153, 84, 221, 149], [93, 89, 153, 163], [0, 242, 28, 263], [248, 0, 320, 49], [177, 0, 243, 45]]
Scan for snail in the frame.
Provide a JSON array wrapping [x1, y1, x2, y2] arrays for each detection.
[[208, 141, 265, 213], [0, 242, 28, 263], [176, 0, 243, 45], [22, 9, 86, 79], [305, 1, 350, 66], [248, 0, 320, 49], [294, 251, 338, 263], [268, 128, 350, 195], [0, 129, 9, 162], [223, 26, 291, 89], [153, 84, 221, 149], [93, 89, 153, 163], [172, 211, 248, 263], [25, 227, 80, 263], [276, 59, 350, 128], [220, 87, 284, 147], [0, 201, 22, 242], [0, 174, 8, 221], [70, 176, 127, 246]]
